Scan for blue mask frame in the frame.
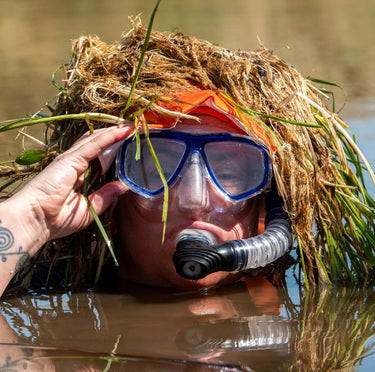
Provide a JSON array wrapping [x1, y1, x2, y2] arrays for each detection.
[[117, 131, 271, 201]]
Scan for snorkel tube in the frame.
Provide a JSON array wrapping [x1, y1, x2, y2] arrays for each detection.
[[173, 188, 293, 280]]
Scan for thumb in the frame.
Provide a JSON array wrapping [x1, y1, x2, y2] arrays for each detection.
[[87, 181, 129, 216]]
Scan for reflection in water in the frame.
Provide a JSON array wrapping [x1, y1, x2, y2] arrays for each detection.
[[1, 279, 375, 371], [175, 315, 293, 358], [288, 285, 375, 372]]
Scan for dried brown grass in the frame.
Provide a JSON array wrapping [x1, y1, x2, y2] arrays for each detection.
[[3, 21, 374, 289]]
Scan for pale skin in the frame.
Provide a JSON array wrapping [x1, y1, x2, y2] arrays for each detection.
[[0, 116, 264, 296]]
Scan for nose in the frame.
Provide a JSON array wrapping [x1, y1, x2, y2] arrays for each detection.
[[176, 152, 209, 212]]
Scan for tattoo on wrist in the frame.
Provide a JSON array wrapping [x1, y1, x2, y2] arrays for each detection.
[[0, 220, 30, 271], [0, 354, 27, 371]]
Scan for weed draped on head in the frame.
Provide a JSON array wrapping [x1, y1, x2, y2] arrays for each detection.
[[1, 17, 375, 290]]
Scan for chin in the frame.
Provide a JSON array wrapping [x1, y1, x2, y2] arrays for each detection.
[[164, 270, 243, 291], [119, 260, 243, 291]]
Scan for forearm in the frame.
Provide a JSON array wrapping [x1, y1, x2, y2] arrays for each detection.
[[0, 195, 48, 296]]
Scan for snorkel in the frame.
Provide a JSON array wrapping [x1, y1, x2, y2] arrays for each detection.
[[173, 187, 293, 280]]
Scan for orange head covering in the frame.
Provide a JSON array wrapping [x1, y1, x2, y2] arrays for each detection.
[[100, 90, 274, 174], [142, 90, 274, 152]]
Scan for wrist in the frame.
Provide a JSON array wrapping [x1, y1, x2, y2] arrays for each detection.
[[0, 195, 49, 296], [0, 195, 49, 257]]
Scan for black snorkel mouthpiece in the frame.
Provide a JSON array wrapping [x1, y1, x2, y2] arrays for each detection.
[[173, 214, 293, 281], [173, 233, 235, 280]]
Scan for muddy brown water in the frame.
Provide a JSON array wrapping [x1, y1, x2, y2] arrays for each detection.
[[1, 279, 375, 371], [1, 0, 375, 371]]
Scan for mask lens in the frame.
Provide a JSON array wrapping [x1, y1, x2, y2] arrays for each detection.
[[121, 137, 186, 194], [204, 140, 267, 199]]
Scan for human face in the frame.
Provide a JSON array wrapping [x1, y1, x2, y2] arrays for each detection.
[[114, 114, 266, 290]]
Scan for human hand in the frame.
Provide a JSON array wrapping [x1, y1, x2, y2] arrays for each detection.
[[14, 125, 133, 244]]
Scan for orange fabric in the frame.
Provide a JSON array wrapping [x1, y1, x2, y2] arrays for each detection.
[[141, 90, 274, 152], [257, 216, 266, 235]]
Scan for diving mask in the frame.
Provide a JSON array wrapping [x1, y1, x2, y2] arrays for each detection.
[[116, 130, 272, 202]]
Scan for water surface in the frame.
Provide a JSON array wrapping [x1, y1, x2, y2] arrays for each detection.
[[1, 278, 375, 371]]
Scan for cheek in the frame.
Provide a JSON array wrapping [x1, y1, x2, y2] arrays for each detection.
[[119, 193, 164, 223], [114, 194, 168, 280], [226, 195, 263, 238], [115, 194, 163, 253]]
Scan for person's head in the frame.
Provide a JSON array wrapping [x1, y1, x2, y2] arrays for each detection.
[[24, 24, 365, 292], [111, 90, 273, 289]]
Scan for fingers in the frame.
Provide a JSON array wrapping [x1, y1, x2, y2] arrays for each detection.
[[66, 123, 133, 153], [87, 181, 129, 216], [23, 125, 133, 197], [60, 125, 134, 176]]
